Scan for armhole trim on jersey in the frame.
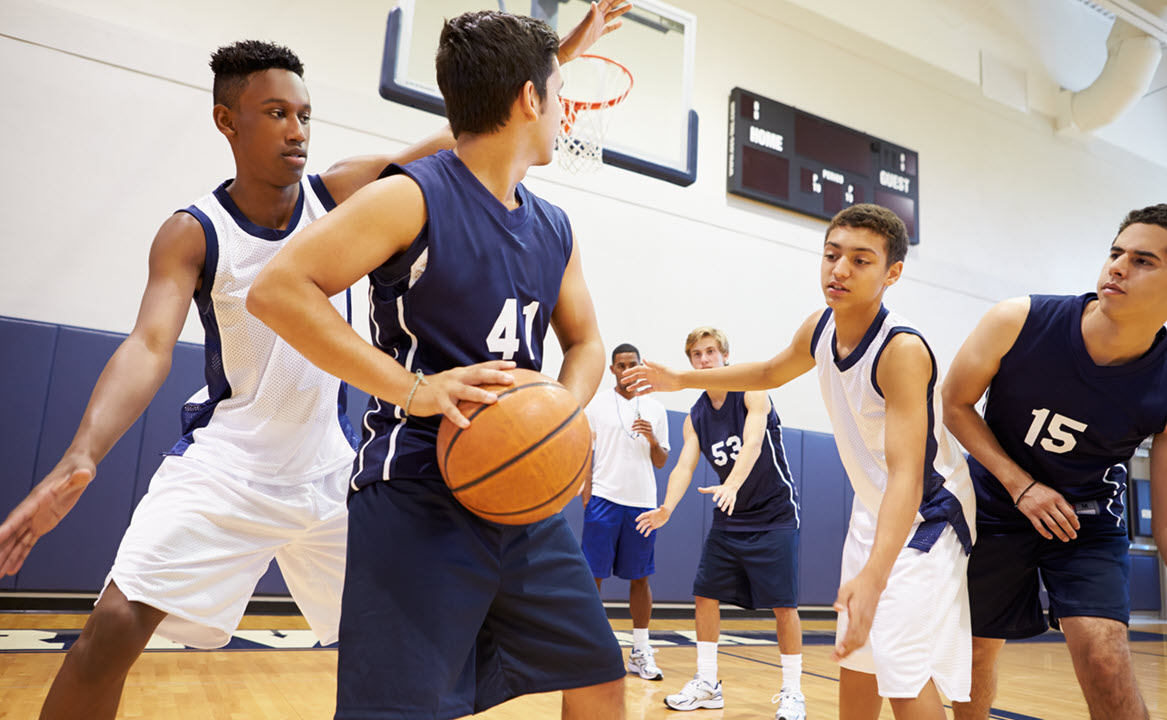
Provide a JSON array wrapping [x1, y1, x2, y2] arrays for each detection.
[[871, 327, 937, 399], [178, 206, 217, 310], [308, 174, 337, 212], [810, 309, 833, 357], [996, 294, 1039, 369]]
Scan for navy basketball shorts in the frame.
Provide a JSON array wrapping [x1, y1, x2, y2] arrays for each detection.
[[581, 496, 656, 581], [692, 526, 799, 610], [967, 517, 1131, 639], [335, 479, 625, 720]]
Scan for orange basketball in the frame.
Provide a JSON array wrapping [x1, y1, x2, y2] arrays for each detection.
[[436, 368, 592, 525]]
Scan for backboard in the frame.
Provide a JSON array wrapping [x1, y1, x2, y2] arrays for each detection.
[[379, 0, 698, 186]]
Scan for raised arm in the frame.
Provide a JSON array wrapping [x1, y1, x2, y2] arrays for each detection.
[[636, 415, 700, 536], [832, 332, 931, 661], [698, 390, 770, 516], [0, 212, 204, 576], [320, 2, 631, 204], [941, 296, 1079, 542], [626, 310, 822, 395], [549, 237, 605, 407], [246, 176, 513, 428]]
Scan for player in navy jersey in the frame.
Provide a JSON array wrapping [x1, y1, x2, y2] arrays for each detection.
[[627, 205, 976, 720], [635, 327, 806, 718], [943, 204, 1167, 720], [249, 9, 628, 720], [0, 10, 625, 717]]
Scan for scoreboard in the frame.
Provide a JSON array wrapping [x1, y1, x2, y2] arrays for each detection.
[[727, 87, 920, 245]]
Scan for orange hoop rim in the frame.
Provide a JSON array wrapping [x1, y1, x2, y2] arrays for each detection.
[[559, 54, 634, 114]]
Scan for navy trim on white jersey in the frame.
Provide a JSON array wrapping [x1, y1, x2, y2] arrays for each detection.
[[810, 309, 832, 356], [170, 205, 230, 455], [308, 174, 337, 212], [211, 180, 305, 241], [834, 305, 890, 371]]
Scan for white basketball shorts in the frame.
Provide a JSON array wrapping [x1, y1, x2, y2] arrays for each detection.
[[835, 503, 972, 702], [102, 454, 350, 649]]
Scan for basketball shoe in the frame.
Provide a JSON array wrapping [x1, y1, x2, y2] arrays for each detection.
[[627, 645, 663, 680], [664, 674, 724, 711], [771, 689, 807, 720]]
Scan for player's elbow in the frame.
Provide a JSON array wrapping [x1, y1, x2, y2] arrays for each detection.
[[246, 267, 285, 327]]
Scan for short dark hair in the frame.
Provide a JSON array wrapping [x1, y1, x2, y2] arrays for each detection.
[[1117, 204, 1167, 236], [436, 11, 560, 138], [210, 40, 304, 108], [611, 343, 640, 364], [825, 204, 909, 266]]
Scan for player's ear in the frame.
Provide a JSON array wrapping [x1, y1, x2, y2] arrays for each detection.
[[883, 260, 904, 288], [213, 104, 237, 138], [518, 80, 540, 122]]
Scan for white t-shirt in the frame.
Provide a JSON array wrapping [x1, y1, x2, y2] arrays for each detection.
[[585, 388, 670, 509]]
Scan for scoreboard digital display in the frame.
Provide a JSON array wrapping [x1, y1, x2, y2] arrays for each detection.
[[727, 87, 920, 245]]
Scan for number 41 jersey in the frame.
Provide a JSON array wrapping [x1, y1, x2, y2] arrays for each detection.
[[972, 293, 1167, 529], [350, 150, 573, 491]]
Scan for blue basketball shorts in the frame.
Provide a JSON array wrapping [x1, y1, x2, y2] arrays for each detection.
[[335, 478, 625, 720], [692, 526, 799, 610], [581, 496, 656, 581], [967, 516, 1131, 639]]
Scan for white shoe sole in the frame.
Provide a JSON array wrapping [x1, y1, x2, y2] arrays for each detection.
[[627, 662, 663, 681], [664, 697, 724, 711]]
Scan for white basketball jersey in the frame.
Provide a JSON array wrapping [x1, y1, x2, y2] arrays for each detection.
[[170, 177, 357, 483], [811, 306, 976, 552]]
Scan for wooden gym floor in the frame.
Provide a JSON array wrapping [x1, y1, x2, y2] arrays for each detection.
[[0, 612, 1163, 719]]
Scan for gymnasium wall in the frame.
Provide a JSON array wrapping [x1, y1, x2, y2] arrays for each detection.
[[1, 1, 1164, 605]]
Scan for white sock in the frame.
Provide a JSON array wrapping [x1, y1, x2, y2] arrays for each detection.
[[632, 627, 649, 651], [781, 654, 802, 692], [696, 641, 718, 683]]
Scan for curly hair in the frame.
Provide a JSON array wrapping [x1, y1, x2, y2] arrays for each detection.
[[1117, 204, 1167, 236], [825, 204, 909, 266], [210, 40, 304, 108]]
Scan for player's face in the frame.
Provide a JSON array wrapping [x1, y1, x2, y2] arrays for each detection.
[[1097, 222, 1167, 323], [610, 351, 641, 390], [688, 339, 727, 370], [821, 227, 902, 310], [230, 69, 312, 187], [534, 59, 565, 166]]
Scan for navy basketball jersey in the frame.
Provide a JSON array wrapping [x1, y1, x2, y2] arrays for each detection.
[[688, 392, 799, 531], [972, 293, 1167, 528], [351, 150, 574, 490]]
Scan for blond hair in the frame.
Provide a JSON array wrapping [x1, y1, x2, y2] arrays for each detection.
[[684, 326, 729, 357]]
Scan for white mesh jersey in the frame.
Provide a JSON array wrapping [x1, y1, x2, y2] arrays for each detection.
[[169, 177, 358, 484], [811, 306, 976, 553]]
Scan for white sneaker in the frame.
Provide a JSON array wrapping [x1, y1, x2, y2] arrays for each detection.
[[627, 645, 663, 680], [664, 674, 724, 711], [771, 689, 807, 720]]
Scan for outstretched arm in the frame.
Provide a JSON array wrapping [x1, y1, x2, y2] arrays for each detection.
[[941, 296, 1079, 542], [247, 176, 514, 428], [625, 310, 822, 395], [0, 213, 203, 576], [832, 333, 930, 661], [636, 416, 699, 536], [320, 1, 632, 203], [698, 390, 770, 516]]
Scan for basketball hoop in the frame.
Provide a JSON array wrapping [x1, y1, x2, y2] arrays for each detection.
[[557, 54, 633, 173]]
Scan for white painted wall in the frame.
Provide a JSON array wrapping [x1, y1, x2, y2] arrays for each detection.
[[2, 0, 1165, 433]]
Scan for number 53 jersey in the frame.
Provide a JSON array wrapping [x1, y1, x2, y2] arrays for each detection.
[[972, 293, 1167, 529], [350, 150, 574, 490]]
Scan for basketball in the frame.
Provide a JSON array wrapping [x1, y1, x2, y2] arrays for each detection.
[[436, 368, 592, 525]]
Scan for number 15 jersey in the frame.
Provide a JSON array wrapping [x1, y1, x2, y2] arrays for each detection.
[[350, 150, 574, 491], [971, 293, 1167, 529]]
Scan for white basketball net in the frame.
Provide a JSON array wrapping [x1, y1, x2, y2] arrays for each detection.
[[556, 55, 633, 174]]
